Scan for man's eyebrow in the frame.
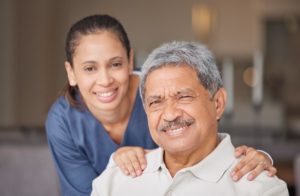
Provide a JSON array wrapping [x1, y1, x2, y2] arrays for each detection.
[[175, 88, 195, 95], [146, 95, 162, 102]]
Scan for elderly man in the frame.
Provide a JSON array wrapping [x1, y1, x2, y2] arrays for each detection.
[[91, 41, 288, 196]]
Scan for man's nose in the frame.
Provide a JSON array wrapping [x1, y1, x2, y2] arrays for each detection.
[[161, 101, 183, 122]]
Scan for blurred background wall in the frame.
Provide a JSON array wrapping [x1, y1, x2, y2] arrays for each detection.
[[0, 0, 299, 195]]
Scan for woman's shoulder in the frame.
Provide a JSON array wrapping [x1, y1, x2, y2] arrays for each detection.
[[47, 96, 70, 115], [46, 95, 84, 126], [45, 96, 70, 138], [46, 96, 70, 127], [47, 95, 90, 120], [45, 96, 89, 138]]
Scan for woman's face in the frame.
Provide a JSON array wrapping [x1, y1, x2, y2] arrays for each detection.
[[65, 31, 133, 113]]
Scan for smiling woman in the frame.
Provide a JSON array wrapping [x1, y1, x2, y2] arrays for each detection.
[[45, 14, 158, 196], [65, 31, 133, 114]]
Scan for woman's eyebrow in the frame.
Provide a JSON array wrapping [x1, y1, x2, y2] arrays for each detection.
[[81, 60, 97, 65], [109, 56, 124, 61]]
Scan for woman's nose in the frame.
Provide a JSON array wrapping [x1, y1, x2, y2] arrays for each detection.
[[96, 69, 113, 86]]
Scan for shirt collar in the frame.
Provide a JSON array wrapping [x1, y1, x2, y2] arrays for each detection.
[[187, 133, 235, 182], [144, 133, 235, 183], [143, 147, 164, 173]]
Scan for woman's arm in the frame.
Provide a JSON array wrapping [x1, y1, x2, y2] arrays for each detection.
[[113, 145, 277, 180]]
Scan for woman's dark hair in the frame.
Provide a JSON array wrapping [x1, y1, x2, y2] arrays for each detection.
[[62, 14, 131, 107]]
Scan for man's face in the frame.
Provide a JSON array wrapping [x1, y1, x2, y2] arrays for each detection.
[[144, 65, 226, 157]]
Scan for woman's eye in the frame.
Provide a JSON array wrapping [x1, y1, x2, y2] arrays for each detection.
[[84, 66, 96, 72], [112, 62, 122, 68]]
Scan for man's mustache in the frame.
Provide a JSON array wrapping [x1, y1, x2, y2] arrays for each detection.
[[157, 118, 195, 132]]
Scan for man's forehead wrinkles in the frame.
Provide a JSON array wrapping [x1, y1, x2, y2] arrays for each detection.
[[147, 95, 162, 100], [147, 87, 194, 97]]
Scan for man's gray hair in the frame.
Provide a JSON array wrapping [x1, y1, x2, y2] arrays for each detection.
[[139, 41, 223, 101]]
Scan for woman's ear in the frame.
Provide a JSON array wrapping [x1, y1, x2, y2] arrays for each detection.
[[129, 49, 134, 71], [214, 88, 227, 120], [65, 61, 77, 86]]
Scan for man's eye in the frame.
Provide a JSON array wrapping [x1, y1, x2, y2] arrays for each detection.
[[178, 95, 195, 102], [179, 95, 192, 99], [149, 100, 161, 107]]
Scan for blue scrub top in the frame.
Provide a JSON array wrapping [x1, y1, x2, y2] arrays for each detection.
[[45, 90, 157, 196]]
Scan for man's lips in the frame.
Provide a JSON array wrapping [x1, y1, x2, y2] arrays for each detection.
[[164, 126, 188, 137], [158, 118, 195, 133]]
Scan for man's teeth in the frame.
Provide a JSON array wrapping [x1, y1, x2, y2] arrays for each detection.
[[97, 91, 114, 97], [165, 126, 186, 136]]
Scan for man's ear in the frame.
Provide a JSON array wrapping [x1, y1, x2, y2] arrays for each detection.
[[65, 61, 77, 86], [214, 88, 227, 121]]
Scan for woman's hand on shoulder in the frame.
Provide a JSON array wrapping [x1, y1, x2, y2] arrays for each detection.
[[231, 145, 277, 181], [113, 146, 151, 177]]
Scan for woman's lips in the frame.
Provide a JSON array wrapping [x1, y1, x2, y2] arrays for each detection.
[[94, 88, 118, 103]]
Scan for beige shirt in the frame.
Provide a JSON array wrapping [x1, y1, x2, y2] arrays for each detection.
[[91, 133, 288, 196]]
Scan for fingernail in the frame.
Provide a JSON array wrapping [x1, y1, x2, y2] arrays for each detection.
[[141, 164, 146, 170], [268, 172, 272, 176], [233, 175, 238, 181], [248, 174, 253, 180], [131, 173, 136, 178], [231, 171, 236, 176], [136, 170, 141, 176]]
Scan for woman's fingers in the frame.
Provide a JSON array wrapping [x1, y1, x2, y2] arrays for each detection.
[[113, 146, 148, 177]]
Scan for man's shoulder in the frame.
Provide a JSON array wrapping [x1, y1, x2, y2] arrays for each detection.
[[104, 147, 162, 176], [91, 164, 126, 196], [233, 169, 289, 195], [93, 148, 162, 188], [143, 148, 163, 173], [251, 173, 288, 195], [94, 164, 125, 182], [92, 163, 128, 192], [92, 148, 164, 196]]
